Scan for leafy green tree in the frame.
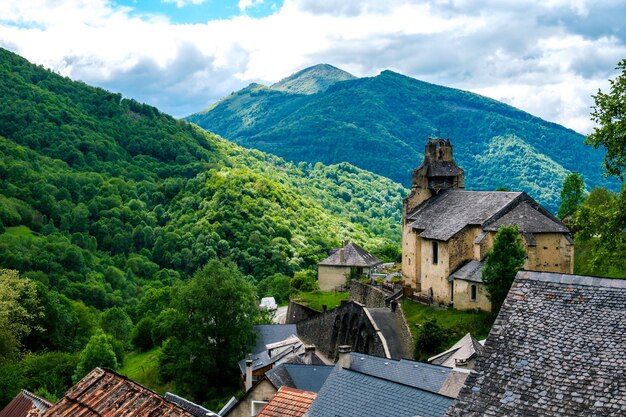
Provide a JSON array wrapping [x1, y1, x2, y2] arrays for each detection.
[[558, 172, 585, 219], [587, 59, 626, 179], [413, 318, 445, 361], [159, 260, 258, 402], [290, 269, 318, 292], [481, 225, 527, 313], [100, 307, 133, 346], [0, 269, 43, 363], [73, 331, 118, 383], [131, 317, 155, 352]]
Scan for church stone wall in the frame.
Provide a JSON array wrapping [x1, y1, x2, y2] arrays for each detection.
[[420, 239, 451, 305], [453, 280, 491, 312], [525, 233, 574, 274]]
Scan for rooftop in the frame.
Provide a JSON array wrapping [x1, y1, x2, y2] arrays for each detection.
[[447, 271, 626, 416], [265, 363, 334, 393], [257, 386, 316, 417], [448, 260, 484, 283], [41, 368, 196, 417], [407, 190, 569, 241], [428, 333, 485, 368], [318, 242, 383, 267], [0, 390, 52, 417], [306, 366, 454, 417]]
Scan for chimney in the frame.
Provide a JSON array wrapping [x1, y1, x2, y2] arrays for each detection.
[[337, 345, 351, 369], [245, 355, 253, 391]]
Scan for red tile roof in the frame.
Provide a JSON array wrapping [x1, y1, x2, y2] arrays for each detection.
[[257, 386, 316, 417], [41, 368, 196, 417], [0, 390, 52, 417]]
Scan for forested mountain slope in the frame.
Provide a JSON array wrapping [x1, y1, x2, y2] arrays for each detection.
[[0, 47, 404, 312], [187, 65, 616, 212]]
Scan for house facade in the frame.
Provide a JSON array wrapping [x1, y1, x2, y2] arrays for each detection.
[[317, 242, 382, 292], [402, 138, 574, 311]]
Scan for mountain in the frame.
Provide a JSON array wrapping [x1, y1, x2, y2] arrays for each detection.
[[186, 66, 616, 212], [271, 64, 356, 94], [0, 47, 405, 314]]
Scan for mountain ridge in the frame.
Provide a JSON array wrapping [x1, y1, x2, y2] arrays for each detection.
[[186, 65, 615, 212]]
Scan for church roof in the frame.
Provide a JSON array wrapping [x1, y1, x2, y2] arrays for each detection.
[[407, 190, 568, 241], [446, 271, 626, 417], [448, 260, 484, 283], [318, 242, 382, 267]]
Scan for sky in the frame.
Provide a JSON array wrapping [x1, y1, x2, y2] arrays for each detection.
[[1, 1, 625, 134]]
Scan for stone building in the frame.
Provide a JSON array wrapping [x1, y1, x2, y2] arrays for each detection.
[[402, 138, 573, 311], [317, 242, 382, 292]]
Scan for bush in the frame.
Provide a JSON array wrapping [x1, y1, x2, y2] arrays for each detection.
[[132, 317, 155, 352]]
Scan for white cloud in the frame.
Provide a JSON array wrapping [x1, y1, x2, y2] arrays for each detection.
[[162, 0, 207, 7], [0, 0, 624, 131]]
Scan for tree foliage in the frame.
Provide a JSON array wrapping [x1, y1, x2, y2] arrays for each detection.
[[558, 172, 585, 219], [158, 260, 258, 402], [587, 59, 626, 179], [481, 226, 526, 313], [413, 318, 445, 361], [0, 269, 43, 363], [73, 332, 118, 383]]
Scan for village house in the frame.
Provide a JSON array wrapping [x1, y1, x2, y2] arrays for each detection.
[[402, 138, 573, 311], [317, 242, 382, 292]]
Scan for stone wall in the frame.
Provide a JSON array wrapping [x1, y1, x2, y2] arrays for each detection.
[[349, 280, 386, 308], [318, 265, 350, 292], [295, 301, 387, 360], [286, 301, 321, 324], [392, 300, 415, 357]]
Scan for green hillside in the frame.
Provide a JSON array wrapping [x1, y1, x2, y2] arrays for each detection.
[[187, 66, 617, 212], [0, 46, 404, 332]]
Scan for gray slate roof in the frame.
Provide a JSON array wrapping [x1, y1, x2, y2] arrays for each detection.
[[318, 242, 383, 267], [164, 393, 218, 417], [238, 324, 299, 374], [306, 366, 454, 417], [428, 333, 485, 368], [348, 353, 456, 394], [448, 260, 484, 283], [407, 190, 569, 241], [447, 271, 626, 417], [266, 363, 334, 393]]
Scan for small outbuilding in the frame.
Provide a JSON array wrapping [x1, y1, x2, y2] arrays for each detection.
[[317, 242, 382, 292]]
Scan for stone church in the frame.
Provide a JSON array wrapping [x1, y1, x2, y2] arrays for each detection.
[[402, 138, 573, 312]]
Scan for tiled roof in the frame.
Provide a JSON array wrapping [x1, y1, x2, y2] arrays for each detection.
[[42, 368, 196, 417], [239, 325, 300, 374], [348, 353, 464, 395], [447, 271, 626, 417], [257, 387, 316, 417], [0, 390, 52, 417], [428, 333, 485, 368], [318, 242, 383, 267], [407, 190, 524, 241], [265, 364, 334, 393], [448, 260, 484, 283], [306, 366, 454, 417]]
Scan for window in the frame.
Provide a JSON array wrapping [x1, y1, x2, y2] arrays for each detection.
[[432, 241, 438, 264], [470, 284, 477, 301], [251, 401, 269, 416]]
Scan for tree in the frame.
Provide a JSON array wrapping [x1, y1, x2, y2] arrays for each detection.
[[587, 59, 626, 179], [73, 332, 118, 383], [481, 225, 527, 313], [159, 260, 258, 402], [100, 307, 133, 346], [0, 270, 43, 363], [413, 318, 445, 361], [131, 317, 155, 352], [72, 332, 118, 383], [558, 172, 585, 219]]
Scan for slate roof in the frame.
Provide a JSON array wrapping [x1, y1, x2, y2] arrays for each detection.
[[257, 387, 316, 417], [426, 160, 463, 177], [0, 390, 52, 417], [483, 200, 568, 234], [428, 333, 485, 368], [318, 242, 383, 267], [407, 190, 569, 241], [305, 366, 454, 417], [348, 352, 466, 396], [239, 325, 300, 374], [265, 364, 334, 393], [42, 368, 196, 417], [447, 271, 626, 417], [448, 260, 484, 283], [164, 393, 218, 417]]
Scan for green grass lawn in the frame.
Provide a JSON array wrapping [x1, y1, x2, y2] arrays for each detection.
[[118, 347, 172, 394], [4, 225, 38, 238], [294, 290, 349, 311], [401, 299, 495, 350]]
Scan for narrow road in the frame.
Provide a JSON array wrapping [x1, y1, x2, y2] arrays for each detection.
[[273, 306, 288, 324]]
